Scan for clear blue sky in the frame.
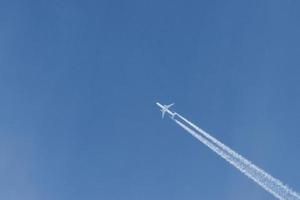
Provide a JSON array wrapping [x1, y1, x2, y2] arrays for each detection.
[[1, 0, 300, 199]]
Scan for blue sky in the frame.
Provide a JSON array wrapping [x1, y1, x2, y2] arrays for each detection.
[[1, 0, 300, 199]]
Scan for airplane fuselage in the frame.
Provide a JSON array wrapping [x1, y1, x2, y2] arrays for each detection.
[[156, 102, 177, 119]]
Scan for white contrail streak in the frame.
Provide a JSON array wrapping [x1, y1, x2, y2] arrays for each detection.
[[173, 114, 300, 200]]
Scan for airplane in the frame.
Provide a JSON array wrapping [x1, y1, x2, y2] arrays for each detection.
[[156, 102, 176, 119]]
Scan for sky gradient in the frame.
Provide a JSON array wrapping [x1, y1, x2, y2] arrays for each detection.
[[1, 0, 300, 199]]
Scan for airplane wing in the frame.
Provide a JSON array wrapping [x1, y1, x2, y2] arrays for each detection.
[[165, 103, 174, 109]]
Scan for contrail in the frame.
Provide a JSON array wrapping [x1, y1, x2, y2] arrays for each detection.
[[173, 114, 300, 200]]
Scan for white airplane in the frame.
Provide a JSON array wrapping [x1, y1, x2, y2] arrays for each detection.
[[156, 102, 176, 119]]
